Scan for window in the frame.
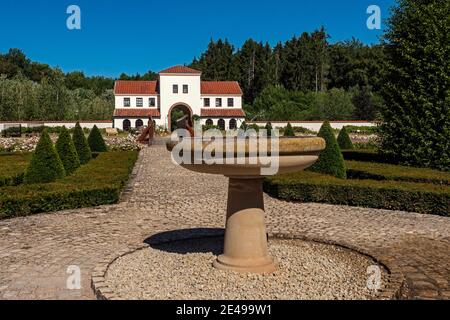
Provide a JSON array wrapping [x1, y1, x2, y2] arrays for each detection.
[[229, 119, 237, 130], [183, 85, 188, 94], [228, 98, 234, 107], [218, 119, 225, 130], [216, 98, 222, 107], [206, 119, 213, 126], [173, 85, 178, 93], [204, 98, 210, 107], [149, 97, 156, 107], [136, 119, 144, 128], [124, 98, 131, 107], [136, 98, 143, 107], [123, 119, 131, 131]]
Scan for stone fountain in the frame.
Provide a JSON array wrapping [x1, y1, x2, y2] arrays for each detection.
[[166, 136, 325, 273]]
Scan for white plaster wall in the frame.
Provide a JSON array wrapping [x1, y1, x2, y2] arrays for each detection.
[[115, 95, 159, 108], [200, 95, 242, 108]]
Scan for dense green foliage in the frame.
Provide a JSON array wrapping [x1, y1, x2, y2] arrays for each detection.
[[283, 123, 295, 137], [87, 125, 108, 152], [56, 127, 80, 175], [0, 153, 31, 186], [264, 171, 449, 216], [0, 151, 138, 219], [337, 127, 354, 149], [379, 0, 450, 171], [72, 122, 92, 164], [310, 121, 346, 178], [23, 130, 65, 184], [346, 161, 450, 185]]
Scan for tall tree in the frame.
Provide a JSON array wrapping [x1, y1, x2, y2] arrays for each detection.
[[379, 0, 450, 170]]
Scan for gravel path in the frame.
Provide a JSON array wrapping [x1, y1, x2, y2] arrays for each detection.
[[0, 141, 449, 300], [105, 238, 387, 300]]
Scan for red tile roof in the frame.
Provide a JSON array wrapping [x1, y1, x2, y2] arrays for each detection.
[[159, 65, 202, 74], [200, 109, 246, 117], [113, 109, 161, 117], [201, 81, 243, 95], [114, 81, 158, 95]]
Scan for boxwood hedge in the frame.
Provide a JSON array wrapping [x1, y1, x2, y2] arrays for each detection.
[[0, 150, 138, 219], [264, 171, 449, 216], [0, 153, 32, 186]]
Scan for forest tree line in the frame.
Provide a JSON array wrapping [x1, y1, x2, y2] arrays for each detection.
[[0, 28, 385, 121]]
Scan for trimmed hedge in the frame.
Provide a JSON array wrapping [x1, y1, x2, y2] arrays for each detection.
[[342, 149, 390, 163], [337, 126, 353, 150], [88, 125, 108, 152], [310, 121, 346, 179], [283, 123, 295, 137], [346, 161, 450, 186], [264, 171, 449, 216], [0, 150, 139, 219], [73, 122, 92, 164], [0, 153, 31, 186], [56, 126, 80, 175], [23, 130, 66, 184]]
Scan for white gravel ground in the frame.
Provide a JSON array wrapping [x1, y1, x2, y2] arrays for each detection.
[[104, 238, 388, 300]]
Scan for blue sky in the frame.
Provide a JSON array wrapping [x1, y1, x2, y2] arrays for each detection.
[[0, 0, 396, 77]]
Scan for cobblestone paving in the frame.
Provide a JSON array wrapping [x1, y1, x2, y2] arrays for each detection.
[[0, 142, 449, 300]]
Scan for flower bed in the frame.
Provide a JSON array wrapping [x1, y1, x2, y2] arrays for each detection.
[[0, 150, 139, 219]]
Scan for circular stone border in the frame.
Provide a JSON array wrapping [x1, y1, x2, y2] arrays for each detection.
[[91, 230, 406, 300]]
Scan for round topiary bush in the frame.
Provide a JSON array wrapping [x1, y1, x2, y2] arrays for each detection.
[[284, 123, 295, 137], [88, 125, 108, 152], [72, 122, 92, 165], [310, 121, 347, 179], [56, 126, 80, 175], [337, 126, 354, 150], [23, 129, 66, 184]]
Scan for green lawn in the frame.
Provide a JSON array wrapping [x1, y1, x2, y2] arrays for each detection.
[[0, 153, 32, 186]]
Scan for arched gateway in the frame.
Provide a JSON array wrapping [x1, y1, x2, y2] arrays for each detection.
[[112, 65, 246, 131]]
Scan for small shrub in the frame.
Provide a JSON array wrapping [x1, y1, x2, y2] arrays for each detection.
[[337, 126, 354, 150], [56, 126, 80, 175], [23, 130, 65, 184], [310, 121, 346, 179], [283, 123, 295, 137], [88, 125, 108, 152], [72, 122, 92, 164], [265, 122, 273, 137]]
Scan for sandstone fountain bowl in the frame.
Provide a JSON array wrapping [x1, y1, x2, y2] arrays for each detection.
[[167, 136, 326, 273]]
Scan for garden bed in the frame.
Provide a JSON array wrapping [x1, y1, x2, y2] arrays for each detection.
[[0, 150, 138, 219], [264, 171, 449, 216]]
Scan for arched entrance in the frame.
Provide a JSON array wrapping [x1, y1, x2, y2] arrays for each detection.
[[123, 119, 131, 131], [168, 103, 193, 132], [135, 119, 144, 128]]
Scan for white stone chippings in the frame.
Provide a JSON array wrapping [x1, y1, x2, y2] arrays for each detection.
[[104, 238, 387, 300]]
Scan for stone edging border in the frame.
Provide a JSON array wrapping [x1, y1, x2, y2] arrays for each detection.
[[91, 230, 406, 300]]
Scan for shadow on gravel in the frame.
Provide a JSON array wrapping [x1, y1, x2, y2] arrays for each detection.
[[144, 228, 224, 255]]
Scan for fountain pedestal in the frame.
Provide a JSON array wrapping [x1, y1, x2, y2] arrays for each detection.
[[213, 177, 276, 273]]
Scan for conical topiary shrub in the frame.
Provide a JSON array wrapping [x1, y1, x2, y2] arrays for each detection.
[[310, 121, 346, 179], [72, 122, 92, 165], [265, 122, 273, 137], [284, 122, 295, 137], [87, 125, 108, 152], [337, 126, 354, 150], [56, 126, 80, 175], [24, 129, 66, 184]]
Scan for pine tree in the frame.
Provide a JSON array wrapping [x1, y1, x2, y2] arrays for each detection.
[[56, 126, 80, 175], [72, 122, 92, 164], [24, 129, 66, 184], [337, 126, 353, 150], [87, 125, 107, 152], [310, 121, 346, 178]]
